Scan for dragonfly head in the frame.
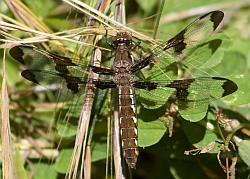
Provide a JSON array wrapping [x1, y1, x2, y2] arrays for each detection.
[[111, 32, 132, 48]]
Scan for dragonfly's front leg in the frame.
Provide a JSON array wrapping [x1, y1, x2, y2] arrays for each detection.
[[105, 28, 113, 48], [130, 36, 141, 50], [130, 36, 142, 64]]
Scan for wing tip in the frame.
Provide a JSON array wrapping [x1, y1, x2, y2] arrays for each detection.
[[21, 70, 40, 84], [10, 46, 26, 65], [199, 10, 224, 31], [212, 77, 238, 96], [222, 79, 238, 97], [211, 11, 224, 30]]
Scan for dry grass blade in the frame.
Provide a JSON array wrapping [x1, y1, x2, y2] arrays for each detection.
[[66, 52, 98, 179], [4, 0, 52, 33], [2, 46, 32, 179], [1, 47, 16, 178], [0, 22, 107, 52], [63, 0, 156, 44]]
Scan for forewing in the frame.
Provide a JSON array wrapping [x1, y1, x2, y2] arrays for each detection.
[[163, 11, 224, 54]]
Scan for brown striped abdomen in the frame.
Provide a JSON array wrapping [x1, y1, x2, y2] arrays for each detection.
[[119, 86, 139, 168]]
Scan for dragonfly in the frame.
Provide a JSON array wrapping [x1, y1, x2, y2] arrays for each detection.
[[10, 10, 238, 169]]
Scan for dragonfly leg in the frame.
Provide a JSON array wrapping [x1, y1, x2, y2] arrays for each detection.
[[130, 36, 141, 50], [104, 27, 113, 48]]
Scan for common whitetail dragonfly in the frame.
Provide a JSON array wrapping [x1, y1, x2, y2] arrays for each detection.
[[10, 11, 237, 169]]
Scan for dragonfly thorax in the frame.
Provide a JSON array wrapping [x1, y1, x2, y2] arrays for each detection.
[[113, 69, 134, 86]]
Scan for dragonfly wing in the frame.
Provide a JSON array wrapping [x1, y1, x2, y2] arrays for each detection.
[[135, 77, 237, 121]]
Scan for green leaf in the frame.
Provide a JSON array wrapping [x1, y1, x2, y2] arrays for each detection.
[[179, 77, 230, 122], [138, 118, 167, 147], [56, 119, 78, 137], [182, 112, 220, 153], [138, 106, 167, 147], [138, 87, 174, 109], [238, 140, 250, 167], [13, 149, 28, 179], [180, 111, 207, 122], [185, 33, 231, 72], [138, 61, 177, 110], [55, 149, 72, 174], [135, 0, 158, 13], [223, 74, 250, 105], [23, 0, 55, 18], [32, 163, 58, 179], [206, 51, 248, 76], [91, 139, 108, 162]]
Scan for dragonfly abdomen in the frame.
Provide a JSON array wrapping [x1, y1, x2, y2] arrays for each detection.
[[119, 86, 139, 168]]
